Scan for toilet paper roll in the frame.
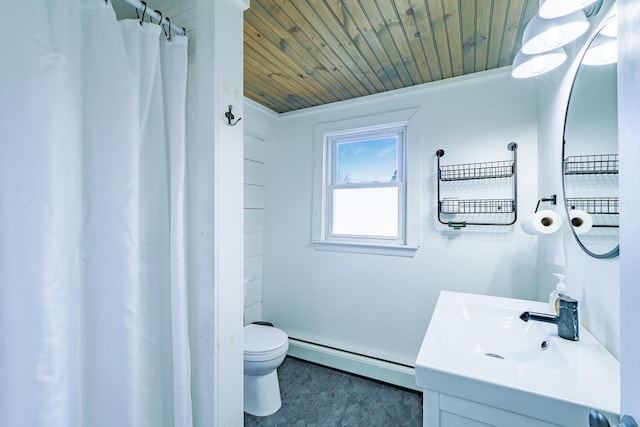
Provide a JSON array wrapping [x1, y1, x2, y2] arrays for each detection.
[[569, 209, 593, 235], [521, 209, 563, 235]]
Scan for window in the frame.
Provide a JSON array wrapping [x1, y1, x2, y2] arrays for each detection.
[[327, 128, 405, 241], [311, 108, 420, 257]]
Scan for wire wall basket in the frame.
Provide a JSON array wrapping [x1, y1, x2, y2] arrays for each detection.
[[564, 154, 618, 175], [566, 197, 619, 215], [439, 160, 515, 181], [439, 199, 515, 214], [435, 143, 518, 228]]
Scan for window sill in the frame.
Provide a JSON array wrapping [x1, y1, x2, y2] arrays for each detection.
[[312, 241, 419, 257]]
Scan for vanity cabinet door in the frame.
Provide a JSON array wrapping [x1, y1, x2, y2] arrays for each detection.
[[440, 411, 493, 426], [435, 393, 561, 427]]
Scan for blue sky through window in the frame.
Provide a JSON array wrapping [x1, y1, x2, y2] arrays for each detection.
[[336, 136, 398, 183]]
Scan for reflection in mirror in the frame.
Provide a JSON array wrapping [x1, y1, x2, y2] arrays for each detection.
[[563, 16, 619, 258]]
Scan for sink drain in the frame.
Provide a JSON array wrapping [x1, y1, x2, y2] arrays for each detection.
[[484, 341, 550, 361], [484, 352, 505, 360]]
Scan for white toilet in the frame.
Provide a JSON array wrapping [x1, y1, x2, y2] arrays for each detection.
[[243, 323, 289, 417]]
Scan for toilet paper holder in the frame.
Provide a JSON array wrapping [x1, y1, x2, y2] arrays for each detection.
[[534, 194, 557, 213]]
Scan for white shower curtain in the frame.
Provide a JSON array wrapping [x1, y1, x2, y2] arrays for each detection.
[[0, 1, 192, 426]]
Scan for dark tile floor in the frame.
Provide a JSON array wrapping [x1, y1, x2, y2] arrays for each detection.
[[244, 356, 423, 427]]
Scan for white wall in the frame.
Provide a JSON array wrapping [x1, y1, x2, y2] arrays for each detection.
[[619, 0, 640, 418], [261, 68, 539, 365], [536, 4, 620, 358], [243, 99, 278, 323], [185, 0, 247, 425]]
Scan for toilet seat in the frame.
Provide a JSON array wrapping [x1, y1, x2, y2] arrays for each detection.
[[244, 324, 289, 361]]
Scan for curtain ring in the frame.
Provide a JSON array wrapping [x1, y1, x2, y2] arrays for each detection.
[[138, 1, 147, 26], [165, 17, 172, 41], [155, 10, 164, 34]]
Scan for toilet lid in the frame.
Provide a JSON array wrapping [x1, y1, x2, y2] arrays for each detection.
[[244, 324, 288, 354]]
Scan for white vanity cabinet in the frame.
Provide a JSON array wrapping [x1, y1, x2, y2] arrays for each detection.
[[416, 291, 620, 427]]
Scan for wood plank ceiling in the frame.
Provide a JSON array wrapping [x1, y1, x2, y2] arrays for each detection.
[[244, 0, 538, 113]]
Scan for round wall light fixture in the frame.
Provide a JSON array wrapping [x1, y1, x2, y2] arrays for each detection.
[[538, 0, 599, 19], [511, 47, 568, 79], [521, 11, 589, 54]]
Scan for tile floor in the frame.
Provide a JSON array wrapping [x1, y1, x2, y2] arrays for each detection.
[[244, 356, 423, 426]]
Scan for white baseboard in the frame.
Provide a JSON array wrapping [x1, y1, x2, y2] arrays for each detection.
[[286, 338, 421, 392]]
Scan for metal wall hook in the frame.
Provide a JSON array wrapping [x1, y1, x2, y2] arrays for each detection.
[[225, 105, 242, 126]]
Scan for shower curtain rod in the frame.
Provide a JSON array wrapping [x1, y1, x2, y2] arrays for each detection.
[[120, 0, 188, 38]]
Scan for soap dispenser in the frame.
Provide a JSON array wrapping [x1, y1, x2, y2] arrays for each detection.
[[549, 273, 567, 314]]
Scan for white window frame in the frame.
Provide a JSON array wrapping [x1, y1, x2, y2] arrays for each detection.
[[311, 108, 421, 257], [325, 126, 406, 243]]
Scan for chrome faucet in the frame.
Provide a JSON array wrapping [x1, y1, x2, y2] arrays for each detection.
[[519, 294, 579, 341]]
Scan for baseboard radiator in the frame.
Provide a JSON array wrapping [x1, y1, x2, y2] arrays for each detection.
[[286, 337, 421, 392]]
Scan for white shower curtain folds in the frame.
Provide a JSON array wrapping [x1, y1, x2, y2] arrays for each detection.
[[0, 1, 192, 426]]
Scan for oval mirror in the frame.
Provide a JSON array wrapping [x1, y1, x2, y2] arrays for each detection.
[[562, 17, 619, 258]]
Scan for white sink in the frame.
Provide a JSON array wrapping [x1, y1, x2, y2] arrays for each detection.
[[442, 299, 561, 365], [416, 291, 620, 426]]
